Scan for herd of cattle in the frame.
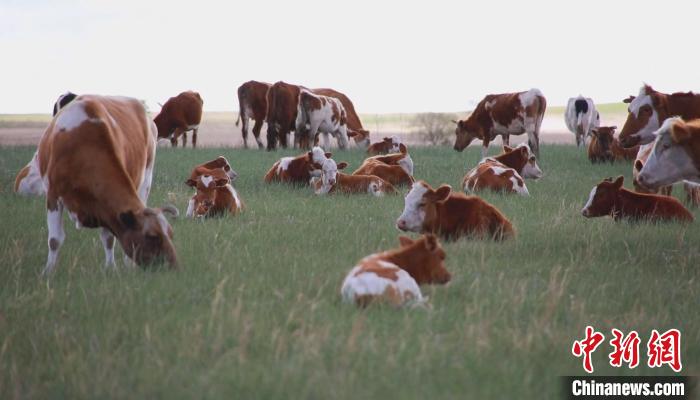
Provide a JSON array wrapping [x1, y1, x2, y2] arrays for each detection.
[[8, 82, 700, 307]]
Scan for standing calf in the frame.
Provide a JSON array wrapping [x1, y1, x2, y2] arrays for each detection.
[[154, 91, 203, 147], [295, 90, 349, 150]]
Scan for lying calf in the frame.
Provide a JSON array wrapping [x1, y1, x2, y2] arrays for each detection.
[[186, 156, 238, 186], [186, 167, 243, 218], [341, 234, 451, 308], [264, 147, 330, 184], [366, 136, 401, 155], [588, 126, 638, 163], [581, 176, 693, 222], [397, 181, 515, 241], [353, 143, 414, 186], [462, 144, 542, 195], [312, 158, 397, 196]]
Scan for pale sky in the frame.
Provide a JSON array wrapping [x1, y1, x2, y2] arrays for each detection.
[[2, 0, 699, 114]]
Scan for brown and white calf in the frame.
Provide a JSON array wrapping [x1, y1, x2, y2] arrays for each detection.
[[39, 95, 178, 274], [186, 167, 243, 218], [186, 156, 239, 186], [154, 91, 203, 147], [453, 89, 546, 157], [295, 90, 349, 150], [236, 80, 271, 149], [312, 158, 397, 196], [581, 176, 693, 222], [341, 234, 451, 308], [462, 143, 543, 196], [396, 181, 515, 241], [367, 136, 401, 155], [353, 144, 414, 186], [358, 143, 414, 176], [619, 85, 700, 148], [588, 126, 639, 163], [264, 147, 330, 184]]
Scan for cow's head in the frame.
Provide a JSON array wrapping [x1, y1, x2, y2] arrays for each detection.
[[590, 126, 618, 162], [186, 168, 230, 218], [396, 181, 451, 232], [397, 234, 451, 285], [396, 144, 414, 176], [638, 117, 700, 189], [348, 129, 370, 148], [307, 146, 332, 177], [118, 205, 178, 268], [503, 143, 543, 179], [453, 119, 482, 152], [619, 85, 662, 148], [319, 158, 348, 190], [581, 176, 624, 218]]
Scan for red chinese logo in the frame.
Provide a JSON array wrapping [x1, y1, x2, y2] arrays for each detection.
[[609, 329, 640, 368], [572, 326, 605, 373], [647, 329, 682, 372]]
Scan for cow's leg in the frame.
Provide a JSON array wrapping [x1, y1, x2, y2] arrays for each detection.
[[170, 127, 185, 147], [337, 126, 349, 149], [241, 114, 250, 148], [181, 131, 188, 147], [501, 134, 510, 147], [527, 130, 540, 158], [481, 138, 490, 158], [192, 128, 198, 148], [43, 198, 65, 275], [279, 129, 289, 149], [308, 122, 320, 150], [323, 133, 331, 150], [252, 119, 264, 149], [100, 228, 116, 268]]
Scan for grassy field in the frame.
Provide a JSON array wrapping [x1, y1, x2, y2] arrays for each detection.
[[0, 144, 698, 399]]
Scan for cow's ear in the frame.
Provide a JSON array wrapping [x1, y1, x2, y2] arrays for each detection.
[[398, 236, 413, 247], [590, 128, 598, 138], [613, 175, 624, 189], [622, 95, 635, 104], [347, 131, 358, 137], [634, 160, 644, 172], [383, 137, 392, 142], [159, 205, 179, 218], [424, 234, 438, 251], [337, 162, 348, 170], [185, 179, 197, 187], [215, 177, 229, 187], [671, 120, 691, 143], [306, 151, 313, 160], [324, 152, 332, 158], [433, 185, 451, 202], [399, 143, 407, 154], [502, 145, 514, 152], [519, 146, 528, 157]]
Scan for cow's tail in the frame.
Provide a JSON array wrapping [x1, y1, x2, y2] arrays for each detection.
[[236, 90, 244, 127]]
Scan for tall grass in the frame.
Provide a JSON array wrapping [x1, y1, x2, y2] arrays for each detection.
[[0, 145, 698, 399]]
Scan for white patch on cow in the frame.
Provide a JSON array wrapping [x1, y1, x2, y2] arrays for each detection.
[[492, 118, 525, 135], [368, 180, 385, 197], [398, 154, 414, 176], [396, 182, 428, 232], [100, 228, 116, 268], [200, 175, 214, 188], [581, 186, 597, 215], [519, 88, 543, 108], [186, 197, 195, 218], [310, 146, 327, 165], [68, 211, 82, 229], [628, 86, 661, 143], [478, 157, 497, 165], [277, 157, 294, 174], [16, 151, 46, 196], [43, 200, 65, 275], [340, 260, 424, 307], [491, 165, 508, 176], [226, 184, 242, 209], [55, 101, 90, 132], [639, 118, 700, 187], [511, 176, 529, 196]]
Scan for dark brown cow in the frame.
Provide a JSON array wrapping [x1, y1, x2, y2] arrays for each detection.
[[453, 89, 546, 157], [186, 167, 243, 218], [588, 126, 639, 163], [154, 91, 203, 147], [236, 80, 270, 149], [367, 136, 401, 155], [581, 176, 693, 222], [619, 85, 700, 148]]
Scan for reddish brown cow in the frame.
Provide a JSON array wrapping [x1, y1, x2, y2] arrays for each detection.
[[358, 143, 414, 175], [619, 85, 700, 148], [396, 181, 515, 241], [588, 126, 639, 163], [312, 159, 397, 196], [154, 91, 203, 147], [341, 234, 451, 308], [186, 167, 243, 218], [581, 176, 693, 222], [264, 146, 330, 184], [367, 136, 401, 155], [453, 89, 546, 157], [186, 156, 238, 186], [353, 144, 414, 186], [236, 80, 271, 149]]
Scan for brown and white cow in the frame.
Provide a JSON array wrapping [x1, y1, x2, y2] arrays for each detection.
[[581, 176, 693, 222], [185, 156, 239, 186], [264, 146, 330, 184], [367, 136, 401, 155], [619, 85, 700, 148], [296, 90, 349, 150], [353, 144, 414, 186], [341, 234, 451, 308], [154, 91, 203, 147], [633, 143, 672, 196], [236, 80, 271, 149], [313, 88, 370, 148], [462, 143, 543, 196], [396, 181, 515, 241], [39, 95, 178, 274], [357, 143, 414, 176], [186, 167, 243, 218], [312, 158, 397, 196], [588, 126, 639, 163], [453, 89, 546, 157]]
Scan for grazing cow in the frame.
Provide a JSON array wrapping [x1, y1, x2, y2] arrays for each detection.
[[453, 89, 546, 157], [185, 156, 239, 186], [462, 143, 542, 196], [312, 158, 397, 196], [236, 80, 271, 149], [264, 146, 330, 184], [154, 91, 203, 147], [565, 96, 599, 147], [581, 176, 693, 222], [313, 88, 370, 148], [396, 181, 514, 240], [588, 126, 639, 163], [39, 95, 178, 274], [619, 85, 700, 148], [186, 167, 243, 218], [295, 90, 349, 150], [53, 91, 78, 116], [341, 234, 451, 308], [367, 136, 401, 155]]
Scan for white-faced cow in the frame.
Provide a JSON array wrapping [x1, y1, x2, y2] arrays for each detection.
[[39, 95, 178, 274], [186, 166, 243, 218], [453, 89, 546, 157], [236, 80, 271, 149], [312, 158, 398, 196], [565, 95, 599, 147], [154, 91, 203, 147], [295, 90, 349, 150], [341, 234, 451, 308], [619, 85, 700, 148], [638, 117, 700, 189]]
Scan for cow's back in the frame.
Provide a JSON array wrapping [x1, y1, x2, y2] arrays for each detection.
[[313, 88, 363, 132], [267, 82, 302, 128]]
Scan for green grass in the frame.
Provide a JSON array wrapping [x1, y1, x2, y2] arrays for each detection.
[[1, 145, 698, 399]]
